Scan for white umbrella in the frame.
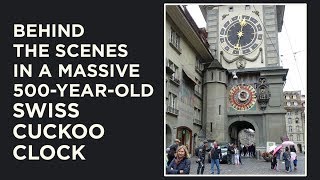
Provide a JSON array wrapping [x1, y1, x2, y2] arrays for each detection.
[[268, 145, 277, 152], [282, 141, 295, 146]]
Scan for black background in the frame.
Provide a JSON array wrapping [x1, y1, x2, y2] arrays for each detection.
[[0, 0, 316, 179]]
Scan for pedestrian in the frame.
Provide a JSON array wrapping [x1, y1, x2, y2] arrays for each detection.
[[166, 145, 191, 174], [282, 147, 291, 173], [234, 144, 240, 165], [210, 141, 222, 174], [252, 144, 256, 158], [271, 152, 277, 170], [196, 140, 211, 174], [275, 149, 281, 172], [167, 139, 180, 166], [227, 142, 234, 165], [227, 143, 232, 164], [231, 144, 235, 165], [243, 145, 247, 157], [290, 146, 298, 170]]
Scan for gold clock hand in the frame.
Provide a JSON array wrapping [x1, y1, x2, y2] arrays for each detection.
[[235, 19, 247, 50]]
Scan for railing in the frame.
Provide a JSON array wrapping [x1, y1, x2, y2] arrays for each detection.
[[167, 106, 179, 116], [195, 66, 203, 75], [193, 118, 202, 126], [166, 65, 174, 74], [194, 90, 201, 98], [170, 77, 180, 86]]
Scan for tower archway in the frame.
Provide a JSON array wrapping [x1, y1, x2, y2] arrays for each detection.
[[227, 117, 260, 146]]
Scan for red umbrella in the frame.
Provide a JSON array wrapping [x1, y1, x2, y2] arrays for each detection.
[[272, 145, 282, 155]]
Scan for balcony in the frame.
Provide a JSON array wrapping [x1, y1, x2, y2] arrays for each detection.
[[167, 106, 179, 116], [195, 66, 203, 76], [166, 65, 174, 75], [169, 40, 182, 54], [194, 90, 201, 98], [193, 118, 202, 126], [170, 77, 180, 86]]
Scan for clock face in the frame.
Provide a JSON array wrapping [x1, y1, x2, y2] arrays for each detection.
[[229, 84, 257, 111], [220, 15, 263, 55]]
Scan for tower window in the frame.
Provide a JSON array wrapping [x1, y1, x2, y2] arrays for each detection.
[[219, 105, 221, 115], [245, 5, 250, 10], [210, 122, 213, 132], [229, 6, 233, 12], [212, 72, 214, 80], [219, 72, 222, 81]]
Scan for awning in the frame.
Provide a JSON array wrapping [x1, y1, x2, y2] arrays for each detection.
[[182, 69, 197, 85]]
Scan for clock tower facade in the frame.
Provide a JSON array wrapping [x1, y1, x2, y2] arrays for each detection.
[[201, 5, 283, 69], [200, 5, 288, 151]]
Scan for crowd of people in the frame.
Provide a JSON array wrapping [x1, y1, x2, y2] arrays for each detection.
[[166, 139, 300, 175]]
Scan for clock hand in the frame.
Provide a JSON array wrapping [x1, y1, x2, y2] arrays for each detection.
[[235, 19, 247, 50]]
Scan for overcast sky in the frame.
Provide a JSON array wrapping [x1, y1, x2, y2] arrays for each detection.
[[186, 4, 307, 95]]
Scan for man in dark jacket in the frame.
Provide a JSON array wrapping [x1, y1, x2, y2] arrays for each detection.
[[167, 139, 180, 166], [196, 140, 211, 174], [210, 141, 222, 174], [227, 142, 234, 165]]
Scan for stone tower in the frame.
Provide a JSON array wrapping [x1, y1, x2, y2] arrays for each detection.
[[203, 60, 228, 143], [201, 5, 288, 149]]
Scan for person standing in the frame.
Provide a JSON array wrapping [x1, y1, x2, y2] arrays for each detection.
[[210, 141, 222, 174], [243, 145, 247, 157], [271, 153, 277, 170], [227, 142, 234, 165], [290, 146, 298, 170], [231, 144, 235, 165], [166, 145, 191, 174], [275, 149, 282, 171], [196, 140, 211, 174], [283, 147, 291, 173], [234, 144, 240, 165], [167, 139, 180, 166]]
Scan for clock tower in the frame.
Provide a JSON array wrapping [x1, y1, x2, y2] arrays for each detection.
[[200, 5, 288, 151]]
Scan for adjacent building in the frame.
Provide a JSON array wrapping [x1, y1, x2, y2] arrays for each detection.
[[284, 91, 306, 152], [165, 5, 214, 153]]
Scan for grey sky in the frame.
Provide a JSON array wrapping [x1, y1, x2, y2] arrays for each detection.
[[186, 4, 306, 95]]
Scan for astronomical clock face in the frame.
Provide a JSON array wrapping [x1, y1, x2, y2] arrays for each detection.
[[229, 84, 257, 111], [220, 15, 263, 55]]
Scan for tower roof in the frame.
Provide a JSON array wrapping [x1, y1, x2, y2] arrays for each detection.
[[206, 59, 225, 70]]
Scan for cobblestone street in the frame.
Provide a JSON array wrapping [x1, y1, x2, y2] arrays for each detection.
[[189, 153, 305, 175]]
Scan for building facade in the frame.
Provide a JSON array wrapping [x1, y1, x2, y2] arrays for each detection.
[[284, 91, 306, 153], [165, 6, 214, 153]]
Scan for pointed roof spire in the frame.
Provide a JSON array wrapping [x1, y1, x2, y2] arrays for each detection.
[[206, 59, 225, 70]]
